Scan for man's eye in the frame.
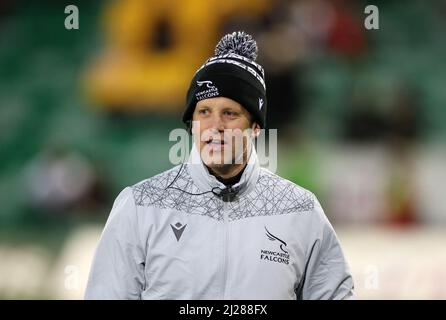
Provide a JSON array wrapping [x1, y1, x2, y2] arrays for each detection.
[[225, 111, 237, 116], [198, 109, 209, 114]]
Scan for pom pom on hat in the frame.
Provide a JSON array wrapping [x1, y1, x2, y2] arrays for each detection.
[[214, 31, 258, 61]]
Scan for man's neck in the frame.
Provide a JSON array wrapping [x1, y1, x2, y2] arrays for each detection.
[[201, 142, 252, 186], [206, 163, 247, 186]]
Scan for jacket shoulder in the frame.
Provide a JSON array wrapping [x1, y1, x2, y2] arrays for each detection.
[[255, 167, 315, 214], [130, 165, 184, 207]]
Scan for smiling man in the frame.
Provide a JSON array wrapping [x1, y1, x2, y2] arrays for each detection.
[[85, 31, 354, 300]]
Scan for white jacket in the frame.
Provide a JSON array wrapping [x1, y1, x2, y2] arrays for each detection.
[[85, 143, 354, 299]]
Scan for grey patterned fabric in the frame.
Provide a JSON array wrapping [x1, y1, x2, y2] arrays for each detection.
[[131, 163, 314, 221]]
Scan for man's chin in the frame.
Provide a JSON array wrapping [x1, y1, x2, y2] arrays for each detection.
[[204, 162, 236, 177], [203, 159, 232, 168], [201, 151, 231, 165]]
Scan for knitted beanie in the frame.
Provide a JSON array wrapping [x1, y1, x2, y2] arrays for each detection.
[[182, 31, 267, 128]]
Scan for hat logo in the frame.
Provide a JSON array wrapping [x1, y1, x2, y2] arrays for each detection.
[[197, 80, 216, 89], [196, 80, 219, 100], [258, 98, 264, 111]]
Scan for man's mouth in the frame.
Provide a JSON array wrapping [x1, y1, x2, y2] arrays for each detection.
[[205, 138, 227, 151], [206, 138, 226, 145]]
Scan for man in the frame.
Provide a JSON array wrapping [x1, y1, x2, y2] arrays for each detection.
[[85, 31, 354, 300]]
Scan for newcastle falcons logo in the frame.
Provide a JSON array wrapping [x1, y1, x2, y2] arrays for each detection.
[[196, 80, 216, 89], [260, 227, 290, 265], [196, 80, 219, 100]]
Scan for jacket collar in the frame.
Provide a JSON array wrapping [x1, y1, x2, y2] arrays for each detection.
[[186, 142, 260, 197]]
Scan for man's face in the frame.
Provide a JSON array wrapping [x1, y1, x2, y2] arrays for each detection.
[[192, 97, 259, 170]]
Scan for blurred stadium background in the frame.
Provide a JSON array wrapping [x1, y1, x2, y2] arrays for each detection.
[[0, 0, 445, 299]]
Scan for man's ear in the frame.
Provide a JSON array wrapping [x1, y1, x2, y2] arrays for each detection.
[[186, 120, 192, 135], [251, 122, 261, 138]]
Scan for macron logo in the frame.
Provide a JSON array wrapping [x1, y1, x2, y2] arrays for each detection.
[[171, 222, 187, 241], [258, 98, 264, 111]]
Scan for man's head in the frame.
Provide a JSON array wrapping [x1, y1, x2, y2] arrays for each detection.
[[191, 96, 260, 177], [182, 31, 267, 178]]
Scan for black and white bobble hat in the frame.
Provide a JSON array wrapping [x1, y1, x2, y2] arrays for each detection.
[[182, 31, 267, 128]]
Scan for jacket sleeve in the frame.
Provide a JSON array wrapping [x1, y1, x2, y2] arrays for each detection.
[[296, 196, 354, 300], [84, 187, 146, 299]]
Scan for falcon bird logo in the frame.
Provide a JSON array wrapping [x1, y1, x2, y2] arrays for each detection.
[[196, 80, 216, 89], [265, 227, 288, 254]]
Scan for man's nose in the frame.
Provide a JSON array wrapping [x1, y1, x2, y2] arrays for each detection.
[[209, 114, 225, 131]]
